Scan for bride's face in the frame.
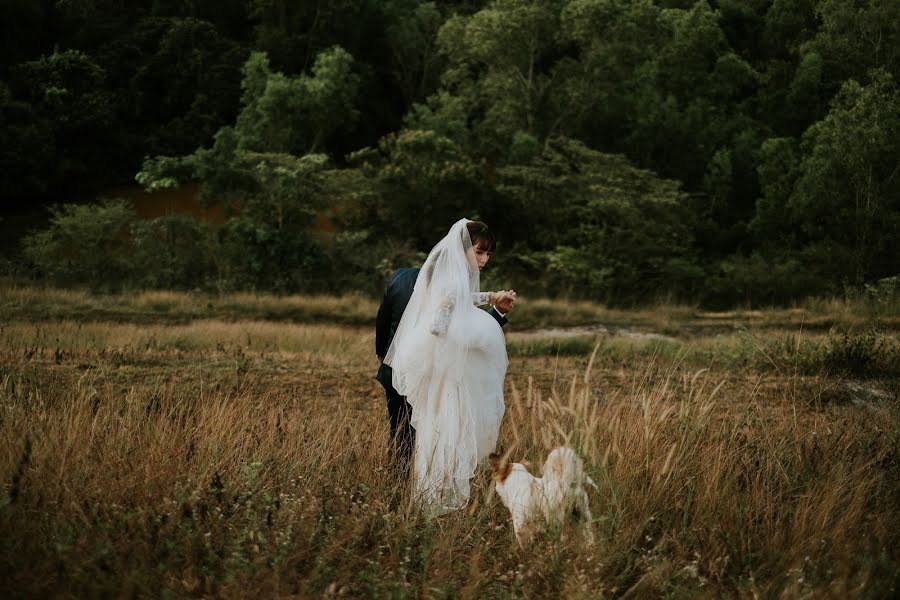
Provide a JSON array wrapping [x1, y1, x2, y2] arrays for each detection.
[[467, 243, 493, 271]]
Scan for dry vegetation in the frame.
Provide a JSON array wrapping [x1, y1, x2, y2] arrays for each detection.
[[1, 288, 899, 598], [3, 284, 900, 332]]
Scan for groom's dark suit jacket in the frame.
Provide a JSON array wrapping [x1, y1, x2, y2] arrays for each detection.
[[375, 267, 508, 390]]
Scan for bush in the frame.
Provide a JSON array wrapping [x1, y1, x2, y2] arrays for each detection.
[[495, 137, 701, 304], [131, 215, 214, 290], [216, 217, 329, 293], [823, 329, 900, 378], [21, 199, 135, 289], [326, 230, 423, 295], [705, 253, 829, 308], [861, 275, 900, 311], [752, 328, 900, 378]]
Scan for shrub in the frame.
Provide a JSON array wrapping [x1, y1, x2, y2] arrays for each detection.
[[706, 253, 829, 308], [327, 230, 423, 295], [131, 215, 214, 290], [21, 199, 135, 289], [861, 275, 900, 312], [823, 329, 900, 378], [216, 216, 329, 293]]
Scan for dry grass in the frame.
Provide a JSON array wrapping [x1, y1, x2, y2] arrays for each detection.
[[0, 320, 370, 358], [3, 283, 899, 333], [1, 296, 899, 598], [0, 285, 380, 326]]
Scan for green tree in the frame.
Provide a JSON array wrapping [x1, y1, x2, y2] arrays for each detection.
[[215, 215, 328, 292], [248, 0, 380, 73], [412, 0, 588, 159], [102, 17, 248, 158], [766, 0, 900, 136], [752, 136, 801, 245], [138, 132, 333, 291], [803, 0, 900, 89], [8, 50, 115, 188], [621, 2, 756, 186], [235, 49, 359, 155], [383, 1, 445, 107], [21, 199, 135, 287], [137, 47, 360, 205], [559, 0, 664, 153], [565, 1, 762, 260], [789, 69, 900, 284], [346, 129, 486, 247], [136, 48, 355, 291], [131, 215, 213, 289], [0, 0, 49, 69], [149, 0, 250, 38], [495, 137, 700, 301], [0, 83, 56, 199], [762, 0, 817, 59]]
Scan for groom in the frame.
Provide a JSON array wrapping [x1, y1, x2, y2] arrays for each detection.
[[375, 221, 515, 470]]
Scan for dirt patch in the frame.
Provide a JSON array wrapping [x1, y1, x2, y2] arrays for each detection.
[[510, 324, 677, 343]]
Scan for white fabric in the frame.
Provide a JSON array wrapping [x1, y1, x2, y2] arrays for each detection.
[[384, 218, 508, 515]]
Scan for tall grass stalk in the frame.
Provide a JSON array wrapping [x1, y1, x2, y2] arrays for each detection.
[[2, 336, 897, 597]]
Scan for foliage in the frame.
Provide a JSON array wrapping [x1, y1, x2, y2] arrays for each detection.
[[131, 215, 214, 290], [21, 199, 135, 288], [6, 50, 115, 190], [790, 70, 900, 284], [131, 49, 356, 293], [425, 0, 586, 157], [235, 49, 360, 155], [347, 129, 487, 247], [704, 252, 827, 308], [20, 196, 330, 294], [383, 1, 445, 107], [0, 82, 55, 199], [861, 276, 900, 310], [823, 328, 900, 378], [216, 216, 329, 293], [327, 230, 424, 295], [495, 137, 700, 302], [753, 69, 900, 292], [3, 0, 900, 305], [97, 17, 248, 158]]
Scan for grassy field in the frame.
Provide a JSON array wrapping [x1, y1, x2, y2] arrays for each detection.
[[1, 286, 899, 598], [3, 284, 900, 332]]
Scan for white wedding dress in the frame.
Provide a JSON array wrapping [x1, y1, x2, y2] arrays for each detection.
[[385, 219, 508, 515]]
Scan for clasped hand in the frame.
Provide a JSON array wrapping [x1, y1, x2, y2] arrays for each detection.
[[493, 290, 517, 313]]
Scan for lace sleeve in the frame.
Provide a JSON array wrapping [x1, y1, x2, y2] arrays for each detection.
[[471, 292, 493, 306], [430, 293, 455, 336]]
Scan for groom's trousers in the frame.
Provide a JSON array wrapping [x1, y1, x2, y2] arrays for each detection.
[[384, 384, 414, 469]]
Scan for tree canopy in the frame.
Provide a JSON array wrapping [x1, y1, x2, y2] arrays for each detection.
[[3, 0, 898, 305]]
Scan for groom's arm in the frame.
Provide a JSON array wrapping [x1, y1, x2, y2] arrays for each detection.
[[375, 278, 395, 358], [488, 290, 515, 328], [489, 306, 508, 328]]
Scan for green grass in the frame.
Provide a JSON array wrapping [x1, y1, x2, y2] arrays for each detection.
[[508, 328, 900, 379]]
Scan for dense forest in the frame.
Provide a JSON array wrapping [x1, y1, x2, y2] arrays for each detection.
[[1, 0, 897, 306]]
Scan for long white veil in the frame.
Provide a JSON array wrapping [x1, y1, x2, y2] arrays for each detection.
[[384, 218, 496, 514]]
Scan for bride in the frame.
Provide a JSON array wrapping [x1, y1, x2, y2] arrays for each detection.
[[384, 219, 509, 515]]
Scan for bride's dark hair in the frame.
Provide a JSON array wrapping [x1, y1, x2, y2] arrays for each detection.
[[466, 221, 496, 252], [421, 221, 495, 286]]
